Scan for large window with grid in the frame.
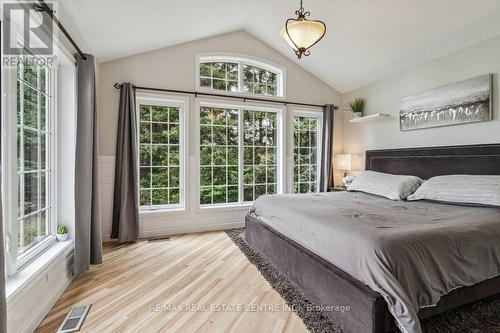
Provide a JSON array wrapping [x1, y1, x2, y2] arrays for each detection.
[[243, 110, 278, 201], [199, 104, 281, 206], [197, 55, 284, 97], [138, 101, 184, 209], [16, 56, 53, 258], [293, 113, 322, 194]]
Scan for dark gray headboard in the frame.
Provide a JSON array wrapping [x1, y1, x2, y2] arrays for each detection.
[[365, 144, 500, 179]]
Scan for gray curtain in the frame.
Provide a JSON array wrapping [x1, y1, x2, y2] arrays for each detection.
[[111, 83, 140, 242], [320, 104, 335, 192], [74, 54, 103, 275]]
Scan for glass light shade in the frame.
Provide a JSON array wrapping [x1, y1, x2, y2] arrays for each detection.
[[281, 19, 326, 51], [337, 154, 352, 171]]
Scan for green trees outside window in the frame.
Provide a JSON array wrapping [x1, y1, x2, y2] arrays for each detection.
[[293, 116, 319, 193], [243, 110, 277, 201], [139, 104, 181, 207], [199, 106, 278, 206], [16, 56, 50, 254]]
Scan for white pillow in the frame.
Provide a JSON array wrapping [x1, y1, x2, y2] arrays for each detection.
[[347, 171, 423, 200], [407, 175, 500, 207]]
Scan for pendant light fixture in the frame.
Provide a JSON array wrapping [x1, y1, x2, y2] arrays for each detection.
[[281, 0, 326, 59]]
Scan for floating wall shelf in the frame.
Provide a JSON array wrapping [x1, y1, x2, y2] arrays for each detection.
[[349, 113, 391, 123]]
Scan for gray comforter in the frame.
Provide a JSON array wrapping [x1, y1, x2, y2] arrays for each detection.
[[250, 191, 500, 333]]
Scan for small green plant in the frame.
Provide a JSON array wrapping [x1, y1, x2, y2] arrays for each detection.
[[57, 225, 68, 234], [346, 97, 365, 115]]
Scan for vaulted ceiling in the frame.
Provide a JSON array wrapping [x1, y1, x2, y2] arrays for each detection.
[[61, 0, 500, 93]]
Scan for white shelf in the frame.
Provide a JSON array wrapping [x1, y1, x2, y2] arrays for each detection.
[[349, 113, 391, 123]]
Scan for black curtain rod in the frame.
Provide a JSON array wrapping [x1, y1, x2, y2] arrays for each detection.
[[113, 83, 338, 109], [35, 0, 87, 61]]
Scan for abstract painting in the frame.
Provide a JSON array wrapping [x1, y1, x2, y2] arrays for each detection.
[[400, 74, 492, 131]]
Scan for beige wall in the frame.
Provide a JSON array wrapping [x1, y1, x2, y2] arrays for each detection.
[[97, 30, 341, 239], [341, 35, 500, 171]]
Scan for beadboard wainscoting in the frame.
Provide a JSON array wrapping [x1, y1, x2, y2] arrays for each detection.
[[7, 243, 74, 333], [99, 155, 247, 242]]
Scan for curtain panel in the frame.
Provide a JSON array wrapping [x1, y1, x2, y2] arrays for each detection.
[[320, 104, 335, 192], [74, 54, 103, 274], [111, 83, 140, 242]]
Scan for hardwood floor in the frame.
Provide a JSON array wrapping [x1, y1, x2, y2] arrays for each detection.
[[35, 231, 308, 333]]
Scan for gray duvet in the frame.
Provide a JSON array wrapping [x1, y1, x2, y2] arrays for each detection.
[[250, 191, 500, 333]]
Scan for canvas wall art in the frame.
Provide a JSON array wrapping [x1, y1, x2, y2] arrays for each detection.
[[400, 74, 492, 131]]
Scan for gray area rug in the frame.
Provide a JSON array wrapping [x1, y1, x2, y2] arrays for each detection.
[[226, 228, 500, 333]]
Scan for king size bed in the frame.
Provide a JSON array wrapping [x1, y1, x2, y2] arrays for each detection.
[[245, 144, 500, 333]]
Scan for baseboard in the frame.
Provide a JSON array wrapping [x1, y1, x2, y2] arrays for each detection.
[[103, 220, 244, 242]]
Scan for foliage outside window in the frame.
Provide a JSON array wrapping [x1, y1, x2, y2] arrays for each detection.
[[199, 62, 238, 92], [199, 106, 280, 206], [293, 115, 320, 193], [199, 107, 239, 205], [243, 110, 278, 201], [16, 56, 51, 255], [198, 56, 283, 97], [139, 104, 181, 208], [243, 65, 278, 96]]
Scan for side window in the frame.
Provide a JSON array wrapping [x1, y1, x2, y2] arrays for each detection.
[[293, 114, 321, 193], [16, 55, 53, 256], [138, 101, 183, 209]]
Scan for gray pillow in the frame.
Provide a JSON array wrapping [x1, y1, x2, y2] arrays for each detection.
[[347, 171, 423, 200], [407, 175, 500, 207]]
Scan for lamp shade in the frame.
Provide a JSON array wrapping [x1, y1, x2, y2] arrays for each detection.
[[280, 19, 326, 51], [337, 154, 352, 171]]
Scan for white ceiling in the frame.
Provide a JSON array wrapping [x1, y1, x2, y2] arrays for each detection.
[[61, 0, 500, 93]]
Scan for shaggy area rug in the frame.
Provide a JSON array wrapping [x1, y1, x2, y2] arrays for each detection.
[[226, 228, 500, 333]]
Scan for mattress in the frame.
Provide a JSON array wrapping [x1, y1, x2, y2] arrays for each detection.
[[250, 191, 500, 333]]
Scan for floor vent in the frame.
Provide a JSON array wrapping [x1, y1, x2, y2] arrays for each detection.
[[148, 236, 171, 243], [57, 304, 91, 333]]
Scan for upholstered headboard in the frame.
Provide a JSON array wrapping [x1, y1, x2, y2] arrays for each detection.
[[365, 144, 500, 179]]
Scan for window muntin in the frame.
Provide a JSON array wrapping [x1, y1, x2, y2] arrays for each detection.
[[293, 115, 320, 194], [199, 62, 238, 92], [243, 110, 278, 201], [199, 107, 240, 205], [139, 103, 181, 208], [16, 56, 52, 256], [197, 55, 284, 97], [243, 65, 278, 96]]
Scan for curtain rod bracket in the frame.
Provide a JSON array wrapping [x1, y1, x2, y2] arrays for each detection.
[[114, 83, 121, 89]]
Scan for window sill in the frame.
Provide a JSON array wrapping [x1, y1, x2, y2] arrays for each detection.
[[6, 239, 74, 301], [140, 207, 186, 216], [198, 203, 252, 213]]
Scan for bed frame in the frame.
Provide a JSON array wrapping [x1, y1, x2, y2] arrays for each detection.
[[245, 143, 500, 333]]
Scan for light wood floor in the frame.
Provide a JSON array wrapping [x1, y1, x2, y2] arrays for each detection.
[[35, 231, 309, 333]]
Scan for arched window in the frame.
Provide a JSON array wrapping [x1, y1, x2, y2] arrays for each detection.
[[196, 54, 285, 97]]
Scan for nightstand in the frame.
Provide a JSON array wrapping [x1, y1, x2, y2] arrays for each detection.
[[328, 186, 346, 192]]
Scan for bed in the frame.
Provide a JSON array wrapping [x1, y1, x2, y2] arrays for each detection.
[[245, 143, 500, 333]]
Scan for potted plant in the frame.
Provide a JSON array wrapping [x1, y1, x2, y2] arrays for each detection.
[[346, 97, 365, 118], [57, 225, 69, 242]]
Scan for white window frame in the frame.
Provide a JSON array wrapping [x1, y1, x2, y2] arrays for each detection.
[[195, 53, 286, 99], [1, 46, 58, 276], [289, 108, 323, 194], [136, 93, 189, 212], [195, 99, 285, 210]]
